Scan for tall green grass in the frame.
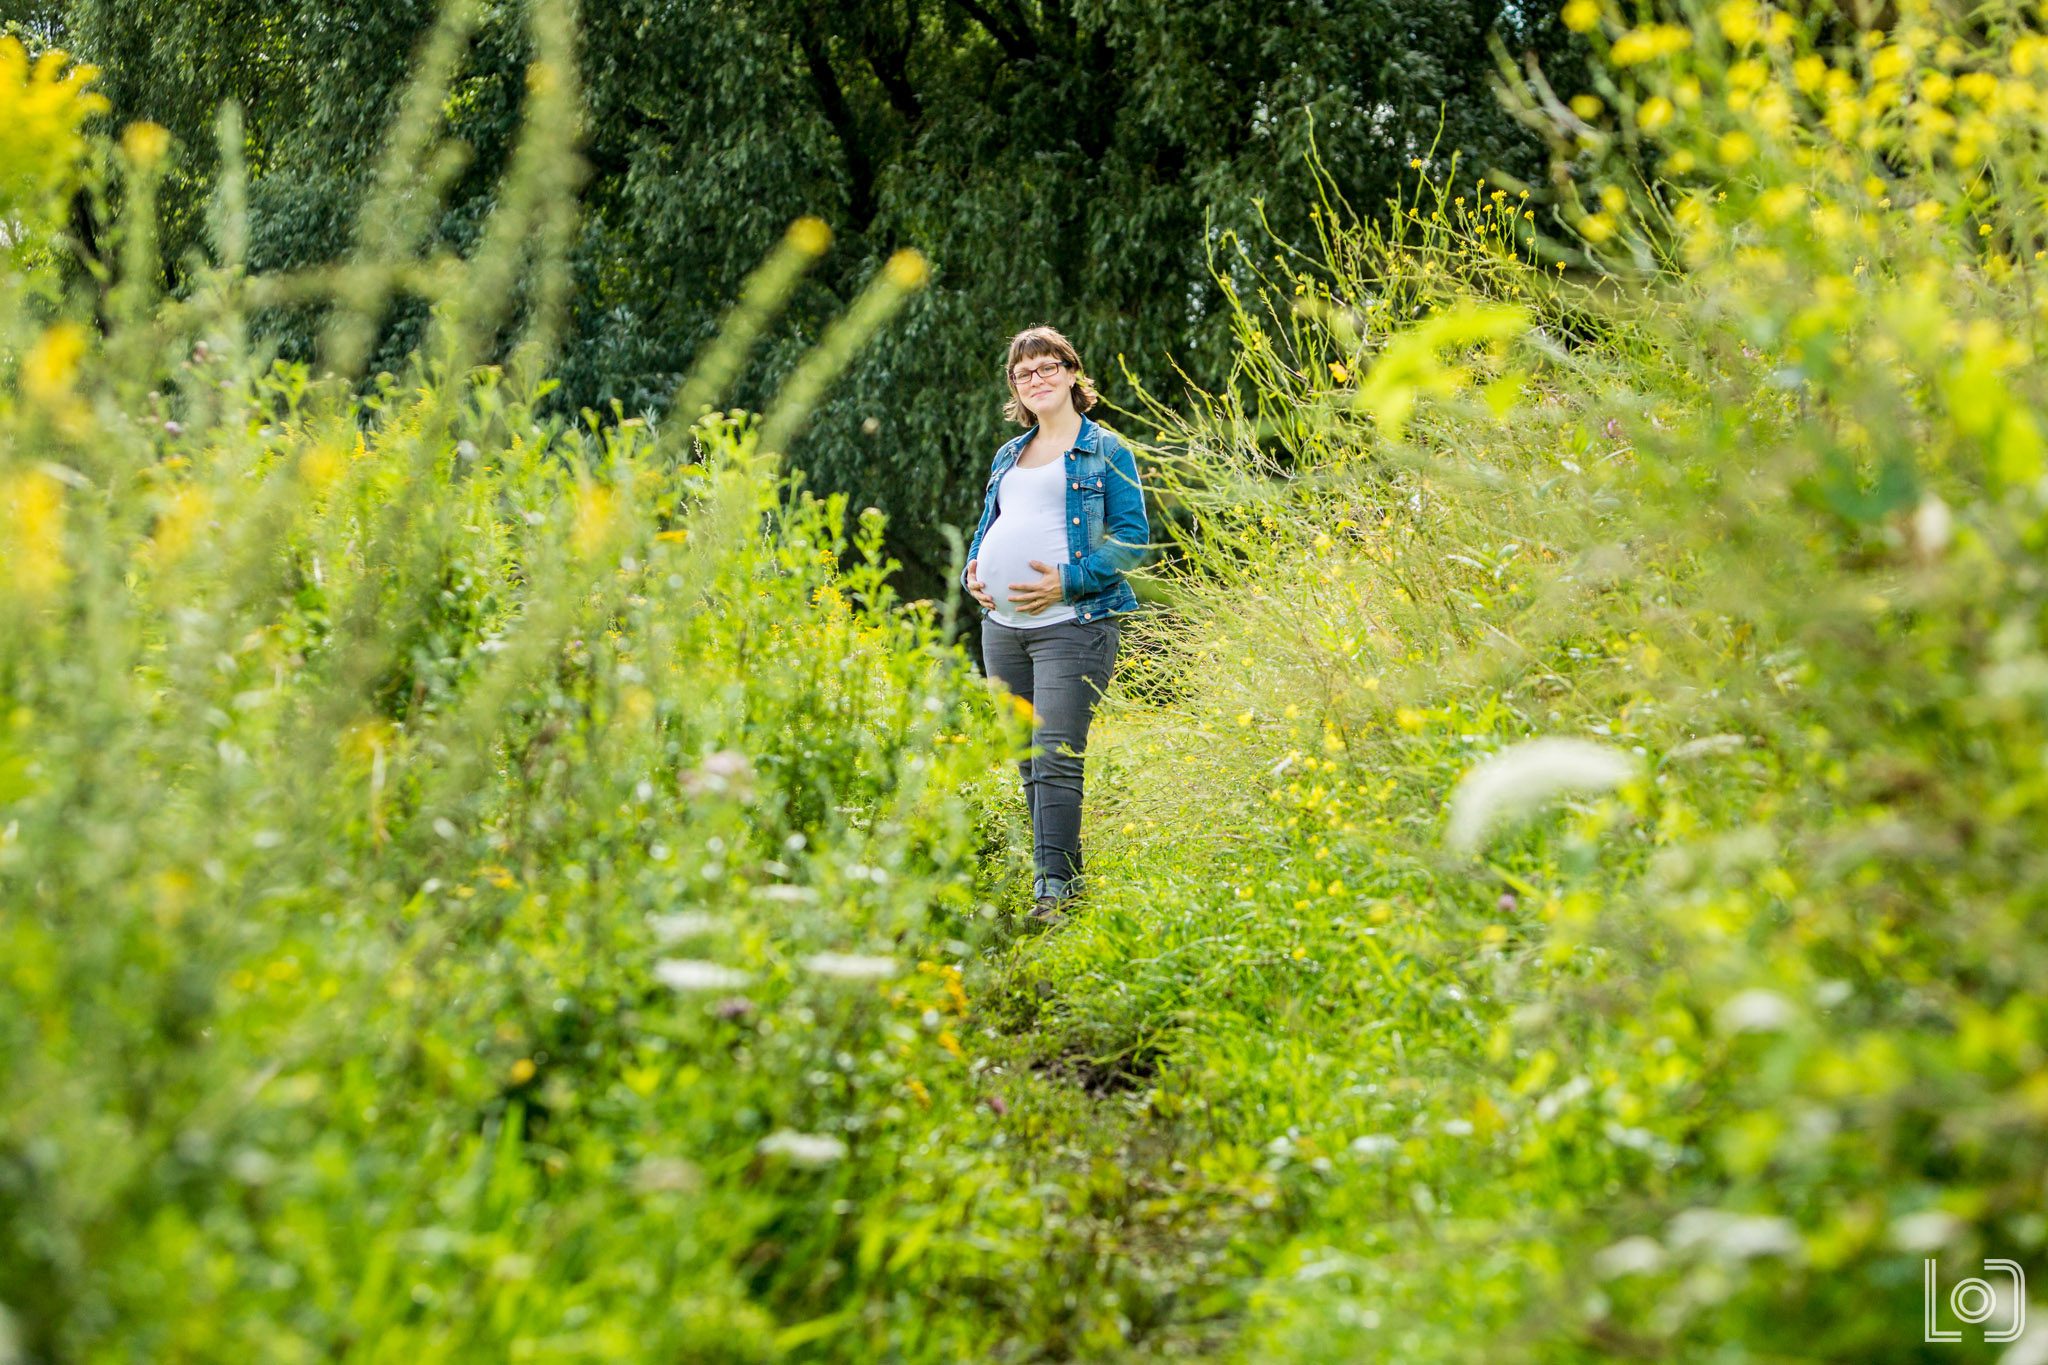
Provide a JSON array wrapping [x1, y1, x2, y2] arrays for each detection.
[[974, 0, 2048, 1356], [0, 9, 1052, 1359]]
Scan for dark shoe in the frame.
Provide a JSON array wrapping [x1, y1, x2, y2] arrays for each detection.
[[1026, 895, 1067, 927]]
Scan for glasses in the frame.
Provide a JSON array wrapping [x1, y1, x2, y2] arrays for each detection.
[[1010, 358, 1069, 386]]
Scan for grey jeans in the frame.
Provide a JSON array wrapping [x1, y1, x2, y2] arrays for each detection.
[[980, 615, 1121, 902]]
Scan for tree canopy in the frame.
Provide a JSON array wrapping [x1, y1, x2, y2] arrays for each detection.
[[15, 0, 1580, 594]]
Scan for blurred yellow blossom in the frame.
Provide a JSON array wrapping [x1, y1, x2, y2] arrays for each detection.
[[120, 120, 169, 168], [22, 322, 87, 405], [1716, 0, 1760, 44], [1871, 45, 1912, 81], [1611, 24, 1691, 65], [2, 469, 68, 600], [1562, 0, 1601, 32], [1717, 129, 1758, 164], [572, 484, 617, 558], [0, 37, 108, 224], [147, 487, 211, 567]]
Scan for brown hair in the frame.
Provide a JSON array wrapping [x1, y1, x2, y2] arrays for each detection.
[[1001, 325, 1100, 426]]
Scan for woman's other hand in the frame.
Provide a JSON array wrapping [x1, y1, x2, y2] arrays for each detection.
[[1007, 561, 1063, 614], [965, 559, 996, 610]]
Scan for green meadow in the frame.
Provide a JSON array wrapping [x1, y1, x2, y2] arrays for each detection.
[[4, 0, 2047, 1358]]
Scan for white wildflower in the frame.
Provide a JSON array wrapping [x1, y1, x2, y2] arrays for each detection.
[[630, 1157, 702, 1193], [757, 1130, 847, 1167], [800, 952, 900, 981], [1716, 988, 1797, 1034], [1666, 1209, 1801, 1261], [1813, 979, 1852, 1009], [1889, 1209, 1962, 1253], [1444, 738, 1640, 853], [753, 884, 820, 903], [1535, 1075, 1594, 1122], [653, 959, 751, 992], [649, 911, 717, 942], [1665, 733, 1747, 763], [1593, 1235, 1666, 1279], [1349, 1135, 1399, 1157], [1983, 656, 2048, 700], [227, 1148, 278, 1185], [681, 749, 755, 800], [1911, 493, 1952, 560]]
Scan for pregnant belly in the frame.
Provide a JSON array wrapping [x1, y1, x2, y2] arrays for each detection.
[[977, 515, 1059, 617]]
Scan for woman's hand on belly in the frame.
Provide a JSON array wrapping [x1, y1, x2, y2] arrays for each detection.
[[1006, 560, 1063, 614], [965, 558, 996, 610]]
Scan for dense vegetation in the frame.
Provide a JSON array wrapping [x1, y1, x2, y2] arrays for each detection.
[[5, 0, 2047, 1358], [1, 0, 1582, 597]]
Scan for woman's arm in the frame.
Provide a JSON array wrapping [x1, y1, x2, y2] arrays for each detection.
[[962, 455, 1004, 592], [1058, 438, 1150, 600]]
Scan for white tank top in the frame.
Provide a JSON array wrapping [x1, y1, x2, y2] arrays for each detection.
[[978, 457, 1077, 629]]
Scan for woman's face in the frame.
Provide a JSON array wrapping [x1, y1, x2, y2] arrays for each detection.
[[1009, 353, 1076, 421]]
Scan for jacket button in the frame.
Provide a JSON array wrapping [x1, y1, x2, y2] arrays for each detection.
[[1072, 550, 1081, 559], [1071, 516, 1080, 524]]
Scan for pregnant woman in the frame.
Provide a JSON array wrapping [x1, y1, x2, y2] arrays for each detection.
[[964, 325, 1150, 924]]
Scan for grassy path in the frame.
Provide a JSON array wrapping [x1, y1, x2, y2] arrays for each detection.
[[947, 707, 1407, 1360]]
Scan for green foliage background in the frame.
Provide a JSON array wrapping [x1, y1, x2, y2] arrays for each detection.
[[2, 0, 1580, 596]]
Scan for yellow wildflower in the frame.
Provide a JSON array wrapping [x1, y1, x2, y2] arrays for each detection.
[[1759, 185, 1805, 222], [1561, 0, 1601, 32], [572, 484, 617, 558], [1610, 24, 1691, 65], [2, 469, 67, 600], [884, 249, 930, 289], [1871, 45, 1912, 81], [22, 322, 86, 405], [120, 120, 169, 168], [0, 38, 109, 222], [1716, 0, 1760, 44], [1716, 129, 1758, 164]]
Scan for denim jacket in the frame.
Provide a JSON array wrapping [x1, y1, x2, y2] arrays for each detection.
[[962, 411, 1149, 623]]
